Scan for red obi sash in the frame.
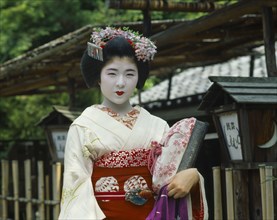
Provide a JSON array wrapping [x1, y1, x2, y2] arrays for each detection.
[[91, 149, 155, 220]]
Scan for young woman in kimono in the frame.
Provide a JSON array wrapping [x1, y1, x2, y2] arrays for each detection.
[[59, 27, 208, 220]]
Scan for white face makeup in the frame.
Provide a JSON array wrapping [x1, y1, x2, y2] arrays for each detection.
[[99, 57, 138, 112]]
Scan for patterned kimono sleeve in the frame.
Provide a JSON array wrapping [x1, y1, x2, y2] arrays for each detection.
[[150, 118, 209, 219], [152, 118, 197, 192], [58, 125, 105, 220]]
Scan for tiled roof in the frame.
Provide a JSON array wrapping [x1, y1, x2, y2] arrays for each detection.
[[131, 48, 270, 105], [37, 105, 82, 126], [199, 76, 277, 111]]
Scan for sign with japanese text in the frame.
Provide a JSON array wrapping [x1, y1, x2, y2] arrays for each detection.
[[51, 131, 67, 159], [219, 111, 243, 160]]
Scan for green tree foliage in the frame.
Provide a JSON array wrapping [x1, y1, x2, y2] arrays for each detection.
[[0, 0, 188, 62], [0, 93, 69, 140], [1, 0, 99, 62]]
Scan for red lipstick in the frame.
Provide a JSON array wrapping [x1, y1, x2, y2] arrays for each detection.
[[116, 91, 124, 96]]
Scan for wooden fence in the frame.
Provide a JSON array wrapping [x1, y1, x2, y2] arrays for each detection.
[[213, 165, 276, 220], [1, 159, 62, 220]]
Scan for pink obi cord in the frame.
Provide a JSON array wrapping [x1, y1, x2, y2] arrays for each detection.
[[95, 191, 125, 200]]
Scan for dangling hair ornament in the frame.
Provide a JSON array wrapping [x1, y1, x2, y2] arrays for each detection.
[[87, 42, 103, 61], [87, 27, 157, 62]]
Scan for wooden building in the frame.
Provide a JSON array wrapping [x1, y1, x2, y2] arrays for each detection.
[[37, 106, 81, 162], [199, 76, 277, 219], [0, 0, 276, 100]]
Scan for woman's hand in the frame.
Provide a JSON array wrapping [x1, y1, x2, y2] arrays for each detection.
[[167, 168, 200, 199]]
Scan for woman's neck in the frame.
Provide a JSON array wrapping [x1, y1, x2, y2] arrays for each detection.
[[101, 99, 132, 116]]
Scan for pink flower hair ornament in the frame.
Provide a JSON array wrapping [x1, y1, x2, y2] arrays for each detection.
[[87, 27, 157, 62]]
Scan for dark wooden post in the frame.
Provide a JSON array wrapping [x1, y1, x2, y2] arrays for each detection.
[[262, 6, 277, 77], [67, 77, 76, 109], [167, 73, 173, 100], [138, 0, 152, 106], [143, 0, 152, 37], [249, 55, 255, 77], [233, 169, 249, 219]]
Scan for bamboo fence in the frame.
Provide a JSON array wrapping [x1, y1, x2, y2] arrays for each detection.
[[213, 165, 276, 220], [1, 159, 62, 220]]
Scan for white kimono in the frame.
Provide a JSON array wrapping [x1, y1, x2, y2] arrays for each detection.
[[58, 105, 168, 219]]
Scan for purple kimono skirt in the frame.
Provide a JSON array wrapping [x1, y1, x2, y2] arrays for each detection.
[[146, 185, 188, 220]]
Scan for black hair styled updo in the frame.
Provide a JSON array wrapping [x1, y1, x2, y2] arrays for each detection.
[[80, 36, 149, 89]]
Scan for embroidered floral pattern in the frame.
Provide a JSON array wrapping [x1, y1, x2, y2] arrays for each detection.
[[95, 148, 151, 168], [124, 176, 152, 205], [83, 130, 100, 160], [61, 181, 84, 209], [124, 175, 149, 192], [157, 163, 176, 178], [96, 105, 140, 129], [94, 174, 152, 204], [82, 146, 92, 159], [152, 118, 196, 193], [61, 188, 75, 205], [95, 176, 119, 192], [148, 141, 163, 174]]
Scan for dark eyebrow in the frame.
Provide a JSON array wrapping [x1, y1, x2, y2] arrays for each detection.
[[106, 68, 117, 71], [105, 68, 136, 72], [126, 69, 136, 72]]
